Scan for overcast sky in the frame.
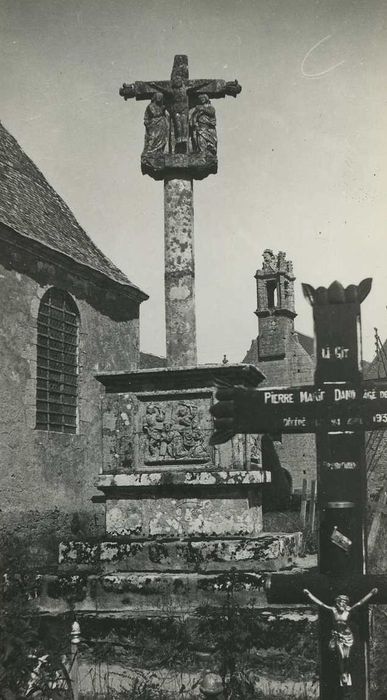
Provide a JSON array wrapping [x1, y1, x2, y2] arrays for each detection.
[[1, 0, 386, 364]]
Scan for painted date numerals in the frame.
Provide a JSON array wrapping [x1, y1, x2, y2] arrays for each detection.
[[373, 413, 387, 424]]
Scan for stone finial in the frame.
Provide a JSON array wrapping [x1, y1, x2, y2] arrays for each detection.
[[262, 249, 276, 271], [277, 250, 286, 270], [262, 250, 293, 274]]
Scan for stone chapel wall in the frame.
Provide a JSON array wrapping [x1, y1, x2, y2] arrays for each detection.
[[0, 230, 140, 565]]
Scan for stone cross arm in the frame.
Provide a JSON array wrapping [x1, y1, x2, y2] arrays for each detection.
[[119, 78, 241, 101]]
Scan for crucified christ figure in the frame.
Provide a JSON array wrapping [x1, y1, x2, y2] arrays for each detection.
[[303, 587, 378, 687]]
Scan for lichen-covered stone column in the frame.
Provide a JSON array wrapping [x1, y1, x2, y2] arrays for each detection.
[[164, 177, 197, 367]]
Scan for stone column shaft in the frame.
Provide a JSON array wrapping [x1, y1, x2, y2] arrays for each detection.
[[164, 177, 197, 367]]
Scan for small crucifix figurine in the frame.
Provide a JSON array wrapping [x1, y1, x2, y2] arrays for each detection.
[[303, 588, 378, 688]]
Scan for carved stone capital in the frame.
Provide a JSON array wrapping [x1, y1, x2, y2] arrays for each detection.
[[141, 151, 218, 180]]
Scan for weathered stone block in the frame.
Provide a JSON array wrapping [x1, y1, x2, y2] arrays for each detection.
[[58, 532, 302, 574], [95, 365, 272, 571], [105, 494, 262, 538], [98, 364, 265, 475], [97, 469, 269, 489], [38, 571, 267, 615], [141, 151, 218, 181]]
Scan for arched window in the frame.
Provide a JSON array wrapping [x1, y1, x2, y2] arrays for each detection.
[[266, 279, 278, 308], [36, 289, 79, 433]]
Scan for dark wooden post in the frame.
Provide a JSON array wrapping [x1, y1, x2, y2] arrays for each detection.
[[303, 279, 371, 700], [210, 279, 387, 700]]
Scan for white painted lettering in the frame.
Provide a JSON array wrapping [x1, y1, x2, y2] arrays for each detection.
[[373, 413, 387, 424], [264, 391, 294, 405], [283, 416, 306, 428], [300, 389, 326, 403], [323, 461, 357, 471], [334, 346, 350, 360], [334, 388, 356, 402], [363, 390, 376, 400]]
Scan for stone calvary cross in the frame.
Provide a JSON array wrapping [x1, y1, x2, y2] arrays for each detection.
[[211, 279, 387, 700], [120, 55, 241, 368]]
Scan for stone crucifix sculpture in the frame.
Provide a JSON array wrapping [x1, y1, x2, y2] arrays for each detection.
[[120, 54, 240, 168], [119, 55, 241, 367]]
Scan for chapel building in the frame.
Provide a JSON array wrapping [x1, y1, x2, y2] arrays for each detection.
[[0, 122, 147, 564]]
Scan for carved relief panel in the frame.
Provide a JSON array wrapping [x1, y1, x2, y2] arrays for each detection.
[[139, 395, 212, 466], [101, 387, 255, 473]]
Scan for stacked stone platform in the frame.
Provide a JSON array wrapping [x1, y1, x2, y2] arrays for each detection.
[[36, 363, 302, 618], [36, 531, 301, 616]]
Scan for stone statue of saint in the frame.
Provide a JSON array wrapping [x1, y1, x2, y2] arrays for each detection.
[[190, 94, 217, 155], [303, 587, 378, 687], [143, 93, 168, 154]]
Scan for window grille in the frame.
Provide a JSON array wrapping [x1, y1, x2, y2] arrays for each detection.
[[36, 289, 79, 433]]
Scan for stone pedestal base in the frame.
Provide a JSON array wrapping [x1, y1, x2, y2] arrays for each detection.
[[58, 532, 302, 575], [37, 531, 302, 616], [34, 363, 302, 618], [98, 470, 268, 538]]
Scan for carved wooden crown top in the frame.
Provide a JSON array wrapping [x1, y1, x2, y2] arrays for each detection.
[[302, 279, 372, 306]]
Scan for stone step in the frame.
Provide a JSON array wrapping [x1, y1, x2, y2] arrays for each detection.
[[97, 470, 270, 490], [58, 532, 302, 573], [37, 570, 268, 616]]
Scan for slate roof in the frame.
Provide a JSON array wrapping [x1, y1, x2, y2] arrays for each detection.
[[296, 332, 314, 357], [0, 121, 147, 298]]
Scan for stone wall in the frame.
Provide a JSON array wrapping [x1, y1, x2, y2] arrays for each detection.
[[0, 229, 141, 565], [267, 331, 316, 492], [244, 332, 317, 491]]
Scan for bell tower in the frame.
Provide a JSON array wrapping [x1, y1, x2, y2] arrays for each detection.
[[255, 250, 296, 360]]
